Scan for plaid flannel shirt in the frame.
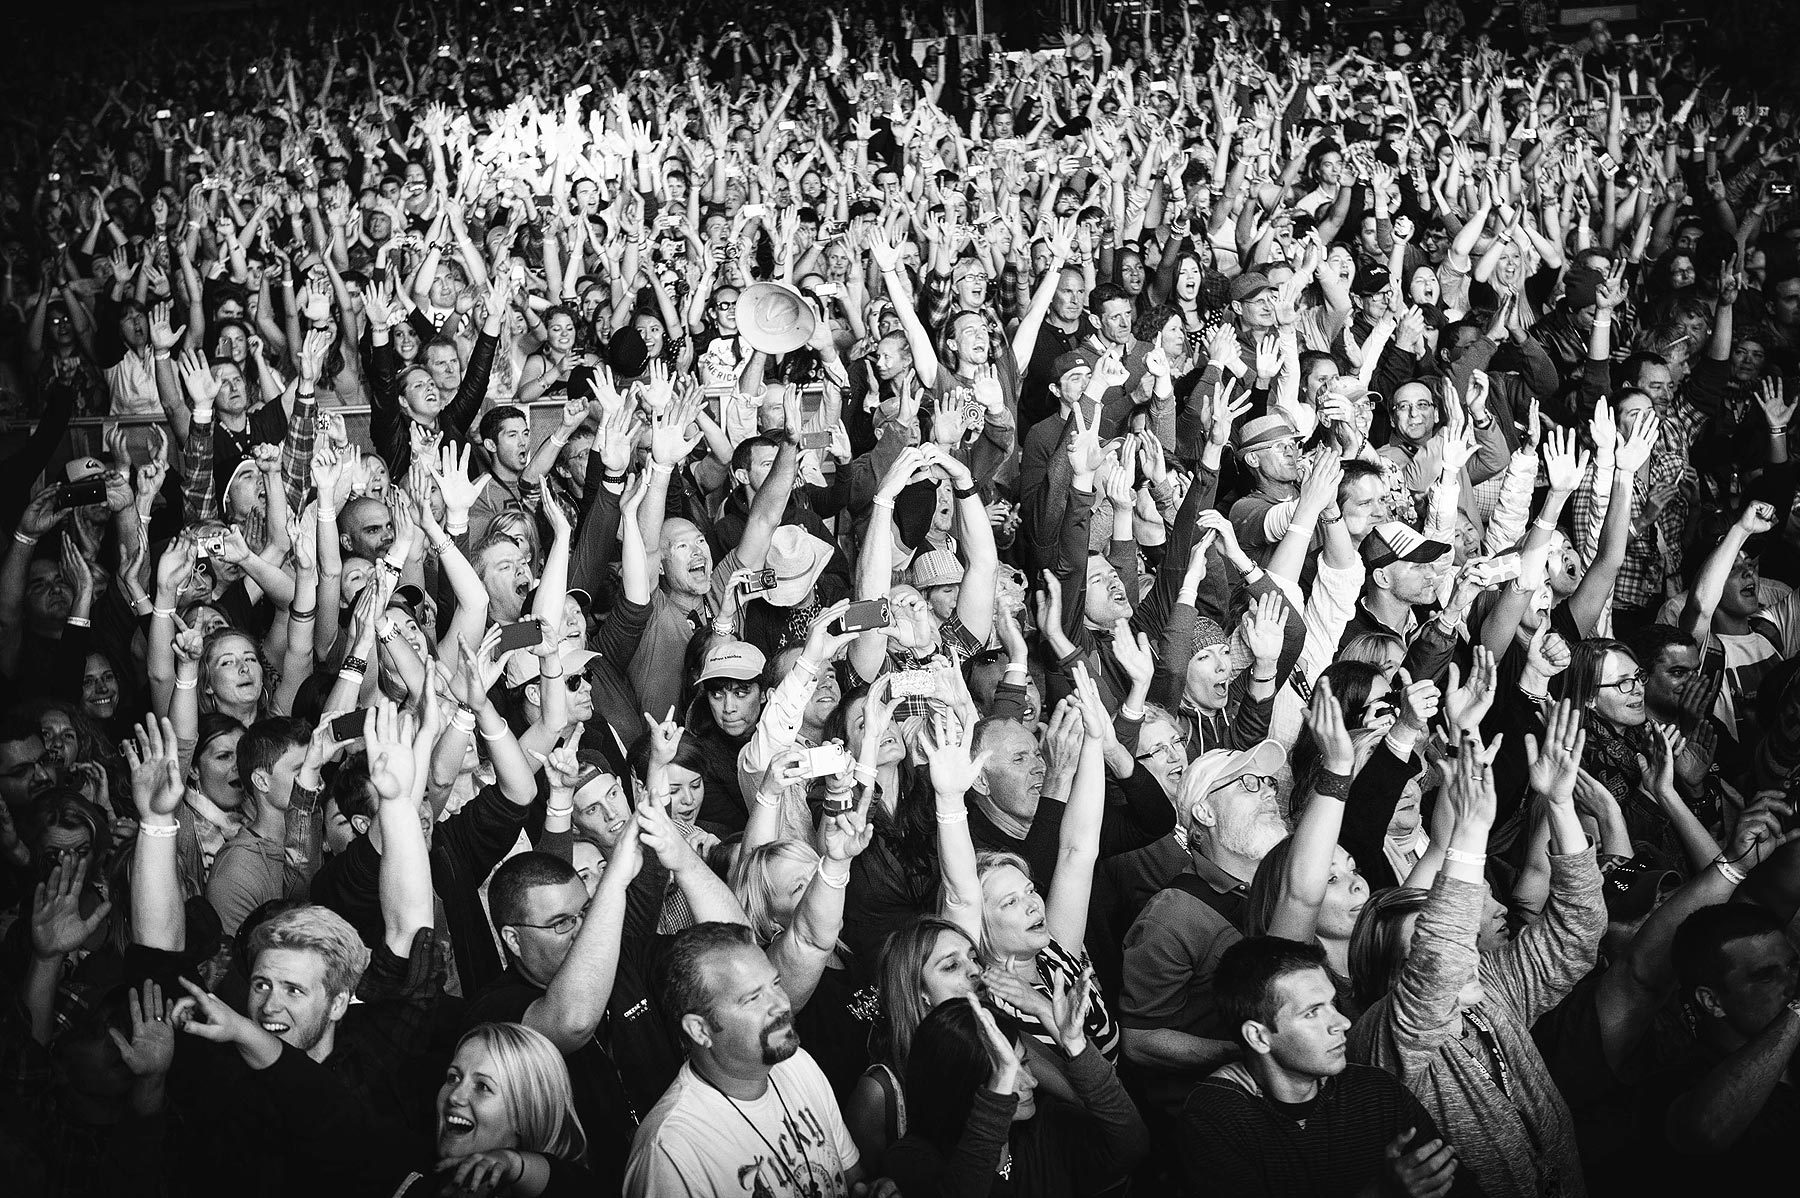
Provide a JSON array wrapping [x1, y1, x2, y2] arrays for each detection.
[[1573, 450, 1694, 611]]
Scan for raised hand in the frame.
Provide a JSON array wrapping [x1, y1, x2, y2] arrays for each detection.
[[1614, 411, 1661, 474], [922, 708, 992, 797], [1391, 668, 1441, 732], [1240, 590, 1290, 665], [123, 716, 185, 819], [31, 859, 111, 960], [642, 708, 682, 767], [364, 702, 418, 803], [1443, 646, 1497, 733], [1306, 679, 1356, 774], [427, 442, 488, 521], [967, 994, 1025, 1095], [108, 980, 176, 1078], [1540, 425, 1590, 493], [1758, 378, 1797, 435], [1525, 699, 1585, 805]]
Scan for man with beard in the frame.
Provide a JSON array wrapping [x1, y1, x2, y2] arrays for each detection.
[[625, 922, 871, 1198], [1119, 740, 1290, 1111], [468, 404, 535, 545]]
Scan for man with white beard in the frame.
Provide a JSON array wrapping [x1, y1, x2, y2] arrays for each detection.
[[1118, 740, 1291, 1112]]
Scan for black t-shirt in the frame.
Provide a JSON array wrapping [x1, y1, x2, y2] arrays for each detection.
[[212, 402, 290, 492], [1623, 1036, 1800, 1191], [464, 967, 639, 1192], [311, 783, 529, 995]]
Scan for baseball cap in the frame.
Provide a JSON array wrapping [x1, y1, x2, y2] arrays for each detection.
[[503, 644, 600, 690], [1562, 267, 1604, 312], [764, 526, 833, 608], [65, 456, 107, 482], [1362, 521, 1453, 570], [1052, 348, 1095, 383], [698, 640, 767, 685], [1235, 414, 1302, 454], [1226, 272, 1274, 303], [911, 549, 966, 589], [1352, 266, 1392, 297], [607, 327, 650, 379], [1177, 740, 1286, 816]]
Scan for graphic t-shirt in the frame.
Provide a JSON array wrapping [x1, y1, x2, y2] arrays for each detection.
[[624, 1050, 860, 1198]]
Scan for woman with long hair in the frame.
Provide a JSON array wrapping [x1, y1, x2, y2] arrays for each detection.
[[1347, 716, 1603, 1198], [930, 668, 1123, 1064], [882, 995, 1148, 1197]]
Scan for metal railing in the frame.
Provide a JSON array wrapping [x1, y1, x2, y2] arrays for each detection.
[[32, 384, 826, 461]]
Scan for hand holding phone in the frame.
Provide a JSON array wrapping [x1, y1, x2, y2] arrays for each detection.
[[834, 599, 892, 634]]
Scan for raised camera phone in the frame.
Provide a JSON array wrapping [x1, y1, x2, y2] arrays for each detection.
[[801, 742, 852, 779], [329, 709, 370, 741], [738, 568, 779, 594], [800, 430, 835, 450], [495, 620, 543, 653], [889, 670, 938, 699], [55, 477, 107, 510], [835, 599, 892, 634]]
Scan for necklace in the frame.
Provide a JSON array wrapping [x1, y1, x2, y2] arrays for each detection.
[[700, 1068, 822, 1198]]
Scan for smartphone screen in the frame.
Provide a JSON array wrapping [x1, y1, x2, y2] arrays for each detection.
[[495, 620, 543, 653]]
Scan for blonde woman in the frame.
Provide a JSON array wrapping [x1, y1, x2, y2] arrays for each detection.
[[400, 1022, 591, 1197]]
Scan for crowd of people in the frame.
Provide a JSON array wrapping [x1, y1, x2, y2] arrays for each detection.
[[4, 0, 1800, 1194]]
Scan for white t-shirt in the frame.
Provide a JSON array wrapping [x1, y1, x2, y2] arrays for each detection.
[[623, 1050, 860, 1198]]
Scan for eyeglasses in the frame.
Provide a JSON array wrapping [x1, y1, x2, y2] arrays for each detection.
[[1135, 740, 1185, 764], [561, 673, 589, 693], [1208, 774, 1277, 797], [715, 300, 737, 311], [1391, 401, 1438, 417], [507, 911, 583, 936], [1598, 671, 1647, 695]]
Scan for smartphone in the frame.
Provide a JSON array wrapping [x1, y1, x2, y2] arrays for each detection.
[[55, 476, 107, 510], [495, 620, 543, 653], [1772, 183, 1794, 197], [1311, 83, 1333, 97], [315, 414, 333, 432], [820, 219, 849, 239], [801, 742, 852, 779], [889, 671, 938, 699], [778, 120, 796, 132], [155, 108, 172, 120], [330, 708, 370, 741], [799, 430, 835, 450], [834, 598, 892, 634], [1484, 553, 1523, 584], [738, 568, 779, 594], [1596, 152, 1618, 174], [711, 243, 740, 263]]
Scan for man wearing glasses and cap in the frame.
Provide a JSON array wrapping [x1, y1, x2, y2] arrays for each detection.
[[1229, 415, 1307, 568], [1120, 739, 1291, 1110]]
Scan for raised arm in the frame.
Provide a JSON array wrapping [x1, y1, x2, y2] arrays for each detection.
[[1265, 682, 1358, 942], [1044, 665, 1109, 950]]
